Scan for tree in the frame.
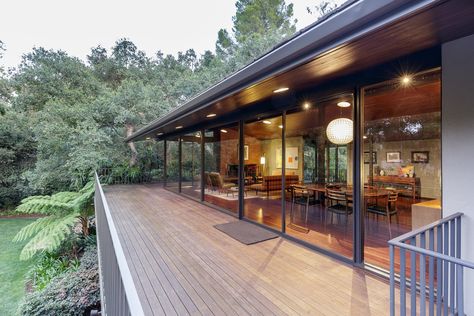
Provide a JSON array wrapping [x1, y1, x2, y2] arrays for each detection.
[[13, 182, 95, 260], [233, 0, 296, 43], [306, 1, 342, 20]]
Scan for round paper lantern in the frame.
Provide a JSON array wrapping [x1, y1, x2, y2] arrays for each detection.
[[326, 118, 353, 145]]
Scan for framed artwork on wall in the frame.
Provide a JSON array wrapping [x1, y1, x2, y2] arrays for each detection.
[[412, 151, 429, 163], [364, 151, 377, 164], [276, 147, 299, 169], [386, 151, 401, 163]]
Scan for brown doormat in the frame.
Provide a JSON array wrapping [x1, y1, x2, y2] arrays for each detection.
[[214, 221, 279, 245]]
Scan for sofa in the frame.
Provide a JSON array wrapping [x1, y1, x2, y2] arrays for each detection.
[[249, 175, 299, 197]]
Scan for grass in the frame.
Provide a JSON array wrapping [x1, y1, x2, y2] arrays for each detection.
[[0, 218, 37, 315]]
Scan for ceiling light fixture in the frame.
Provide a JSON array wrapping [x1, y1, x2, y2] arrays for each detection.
[[206, 113, 216, 118], [326, 118, 353, 145], [262, 120, 272, 125], [146, 137, 151, 140], [278, 125, 283, 129], [157, 132, 163, 136], [175, 126, 183, 129], [363, 135, 368, 139], [337, 101, 351, 108], [220, 129, 228, 133], [303, 102, 310, 109], [273, 87, 289, 93], [401, 75, 412, 85]]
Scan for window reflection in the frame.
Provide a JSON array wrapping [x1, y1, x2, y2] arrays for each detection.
[[284, 95, 354, 258], [204, 123, 240, 213], [363, 69, 441, 272]]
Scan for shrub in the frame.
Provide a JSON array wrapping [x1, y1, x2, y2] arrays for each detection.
[[18, 246, 100, 316], [27, 251, 80, 291]]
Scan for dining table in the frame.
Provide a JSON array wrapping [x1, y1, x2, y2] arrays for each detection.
[[289, 183, 393, 210]]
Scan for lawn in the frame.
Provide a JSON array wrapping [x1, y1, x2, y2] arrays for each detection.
[[0, 218, 37, 315]]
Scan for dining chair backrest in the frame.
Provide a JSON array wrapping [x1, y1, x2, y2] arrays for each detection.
[[291, 185, 309, 197], [326, 188, 347, 203], [388, 190, 398, 204]]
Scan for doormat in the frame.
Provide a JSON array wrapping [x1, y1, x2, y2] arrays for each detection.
[[214, 221, 279, 245]]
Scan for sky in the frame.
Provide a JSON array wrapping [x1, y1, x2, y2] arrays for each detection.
[[0, 0, 343, 70]]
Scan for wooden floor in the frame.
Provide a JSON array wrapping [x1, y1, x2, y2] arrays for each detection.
[[104, 184, 402, 316]]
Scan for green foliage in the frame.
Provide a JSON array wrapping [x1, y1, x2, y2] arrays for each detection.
[[13, 182, 94, 260], [27, 251, 80, 291], [18, 246, 100, 316], [0, 0, 296, 206]]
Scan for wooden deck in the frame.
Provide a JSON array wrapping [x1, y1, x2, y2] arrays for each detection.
[[104, 184, 399, 315]]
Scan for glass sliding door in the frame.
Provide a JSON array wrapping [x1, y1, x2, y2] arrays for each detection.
[[181, 132, 202, 200], [244, 115, 283, 230], [165, 137, 180, 192], [284, 95, 354, 258], [362, 69, 441, 272], [203, 123, 240, 214]]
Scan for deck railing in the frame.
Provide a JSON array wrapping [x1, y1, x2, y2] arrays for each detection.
[[389, 212, 474, 316], [94, 173, 145, 316]]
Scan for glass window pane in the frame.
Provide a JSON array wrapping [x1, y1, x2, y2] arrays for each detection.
[[165, 137, 180, 192], [244, 115, 283, 230], [285, 95, 354, 259], [181, 132, 202, 200], [204, 123, 239, 214], [362, 69, 441, 273]]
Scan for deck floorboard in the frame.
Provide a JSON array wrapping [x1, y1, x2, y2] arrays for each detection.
[[104, 184, 402, 315]]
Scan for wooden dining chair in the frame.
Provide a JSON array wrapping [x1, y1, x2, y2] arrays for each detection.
[[366, 190, 399, 238], [288, 185, 317, 233], [325, 188, 353, 232]]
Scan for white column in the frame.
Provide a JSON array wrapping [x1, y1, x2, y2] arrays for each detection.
[[442, 34, 474, 314]]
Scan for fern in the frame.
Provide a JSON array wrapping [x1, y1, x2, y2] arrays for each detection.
[[13, 182, 95, 260]]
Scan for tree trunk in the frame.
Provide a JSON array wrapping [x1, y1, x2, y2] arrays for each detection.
[[81, 216, 89, 236], [126, 123, 138, 166]]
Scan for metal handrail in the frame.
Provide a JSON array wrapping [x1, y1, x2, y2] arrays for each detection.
[[95, 173, 145, 316], [389, 212, 474, 316]]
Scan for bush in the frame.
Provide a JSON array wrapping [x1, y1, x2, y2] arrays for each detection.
[[18, 246, 100, 316], [27, 252, 80, 291]]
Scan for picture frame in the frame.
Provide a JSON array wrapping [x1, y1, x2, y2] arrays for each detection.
[[243, 145, 249, 161], [363, 151, 377, 164], [276, 147, 299, 169], [386, 151, 401, 163], [411, 151, 429, 163]]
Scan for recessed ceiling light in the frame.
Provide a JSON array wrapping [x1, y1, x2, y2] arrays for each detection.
[[157, 132, 163, 136], [337, 101, 351, 108], [262, 120, 272, 125], [273, 87, 289, 93], [278, 125, 283, 129], [175, 126, 183, 129], [303, 102, 310, 109], [146, 137, 151, 140], [206, 113, 217, 118], [401, 75, 412, 85], [220, 129, 228, 133]]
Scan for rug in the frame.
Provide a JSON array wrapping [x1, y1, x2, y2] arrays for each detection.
[[214, 221, 279, 245]]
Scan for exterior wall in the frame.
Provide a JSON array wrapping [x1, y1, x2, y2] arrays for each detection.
[[442, 34, 474, 314]]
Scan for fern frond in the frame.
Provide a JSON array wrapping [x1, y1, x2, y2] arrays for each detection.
[[16, 198, 75, 215], [19, 214, 79, 260], [79, 181, 94, 194], [51, 191, 81, 203], [13, 217, 57, 242]]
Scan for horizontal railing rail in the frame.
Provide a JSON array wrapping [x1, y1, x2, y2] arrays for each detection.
[[389, 212, 473, 316], [94, 173, 145, 316]]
